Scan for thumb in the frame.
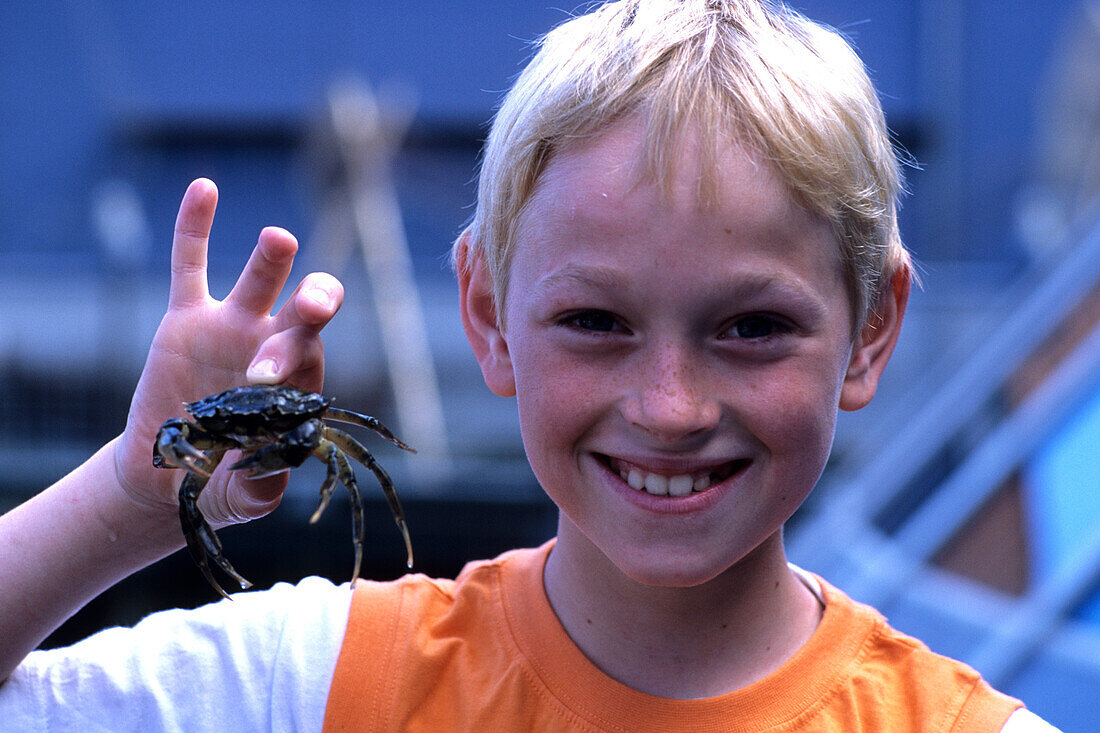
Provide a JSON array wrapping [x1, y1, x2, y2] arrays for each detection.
[[246, 327, 326, 391], [204, 472, 288, 527]]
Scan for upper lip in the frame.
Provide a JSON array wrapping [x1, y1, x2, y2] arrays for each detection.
[[601, 453, 746, 478]]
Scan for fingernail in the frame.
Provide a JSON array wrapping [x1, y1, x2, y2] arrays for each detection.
[[307, 287, 333, 309], [247, 359, 279, 382]]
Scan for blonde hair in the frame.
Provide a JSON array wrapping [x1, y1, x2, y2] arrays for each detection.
[[457, 0, 911, 326]]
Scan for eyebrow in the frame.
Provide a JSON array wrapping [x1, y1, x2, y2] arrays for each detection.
[[533, 264, 830, 317], [533, 265, 628, 294]]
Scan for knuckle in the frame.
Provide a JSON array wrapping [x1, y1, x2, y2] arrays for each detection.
[[173, 226, 209, 241]]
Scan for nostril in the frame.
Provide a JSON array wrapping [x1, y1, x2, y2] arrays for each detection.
[[625, 395, 721, 440]]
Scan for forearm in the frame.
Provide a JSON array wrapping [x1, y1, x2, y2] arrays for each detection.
[[0, 178, 340, 684], [0, 437, 183, 682]]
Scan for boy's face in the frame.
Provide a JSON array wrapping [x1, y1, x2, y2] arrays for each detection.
[[462, 115, 902, 587]]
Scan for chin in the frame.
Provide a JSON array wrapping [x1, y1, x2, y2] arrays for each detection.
[[601, 527, 788, 589], [608, 545, 738, 588]]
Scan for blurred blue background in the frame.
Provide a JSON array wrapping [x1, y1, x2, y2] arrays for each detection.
[[1, 1, 1098, 728]]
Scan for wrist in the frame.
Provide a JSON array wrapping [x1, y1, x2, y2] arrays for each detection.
[[93, 436, 187, 556]]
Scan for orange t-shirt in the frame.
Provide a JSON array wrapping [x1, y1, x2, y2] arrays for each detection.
[[323, 541, 1021, 732]]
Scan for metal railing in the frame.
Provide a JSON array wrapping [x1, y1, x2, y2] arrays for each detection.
[[788, 216, 1100, 690]]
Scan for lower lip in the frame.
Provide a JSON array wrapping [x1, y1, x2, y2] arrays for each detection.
[[595, 457, 749, 515]]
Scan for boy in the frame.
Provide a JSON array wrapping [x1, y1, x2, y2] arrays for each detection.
[[0, 0, 1059, 730]]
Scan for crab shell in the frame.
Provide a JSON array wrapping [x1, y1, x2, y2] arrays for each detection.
[[185, 384, 333, 435]]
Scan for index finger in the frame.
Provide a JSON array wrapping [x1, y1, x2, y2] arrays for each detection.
[[169, 178, 218, 306]]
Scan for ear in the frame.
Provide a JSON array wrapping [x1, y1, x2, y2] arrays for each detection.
[[839, 267, 910, 412], [455, 232, 516, 397]]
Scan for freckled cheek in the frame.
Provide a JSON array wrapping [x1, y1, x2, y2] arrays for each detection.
[[749, 372, 841, 462], [511, 366, 606, 508], [510, 345, 604, 454]]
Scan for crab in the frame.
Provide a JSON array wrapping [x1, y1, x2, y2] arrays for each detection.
[[152, 384, 415, 599]]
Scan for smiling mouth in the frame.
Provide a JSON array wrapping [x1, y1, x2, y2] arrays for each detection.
[[603, 456, 747, 497]]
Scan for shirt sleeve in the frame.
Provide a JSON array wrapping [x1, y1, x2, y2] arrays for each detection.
[[0, 575, 351, 733], [1000, 708, 1064, 733]]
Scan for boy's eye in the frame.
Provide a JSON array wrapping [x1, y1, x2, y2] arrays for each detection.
[[562, 310, 622, 333], [725, 314, 788, 340]]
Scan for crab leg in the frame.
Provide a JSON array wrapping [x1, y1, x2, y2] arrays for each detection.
[[177, 451, 253, 599], [325, 427, 414, 570], [323, 408, 416, 453], [307, 448, 341, 526], [309, 441, 366, 582]]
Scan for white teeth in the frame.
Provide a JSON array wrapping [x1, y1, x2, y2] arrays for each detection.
[[644, 473, 669, 495], [618, 464, 716, 497], [668, 475, 693, 496]]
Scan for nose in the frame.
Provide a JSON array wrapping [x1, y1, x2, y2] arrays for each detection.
[[620, 341, 721, 442]]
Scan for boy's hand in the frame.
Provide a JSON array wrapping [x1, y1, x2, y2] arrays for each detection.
[[112, 178, 344, 533]]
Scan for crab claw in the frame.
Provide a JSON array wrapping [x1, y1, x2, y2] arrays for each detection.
[[178, 452, 214, 478], [227, 454, 293, 479], [154, 419, 214, 477], [228, 426, 314, 478]]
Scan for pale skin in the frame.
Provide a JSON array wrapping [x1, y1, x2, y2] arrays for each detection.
[[0, 178, 344, 683], [458, 115, 908, 697], [0, 123, 907, 702]]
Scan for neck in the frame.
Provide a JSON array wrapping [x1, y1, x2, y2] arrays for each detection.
[[544, 517, 823, 698]]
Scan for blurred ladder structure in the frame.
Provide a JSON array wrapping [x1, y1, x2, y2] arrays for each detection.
[[307, 78, 452, 484], [788, 217, 1100, 730]]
